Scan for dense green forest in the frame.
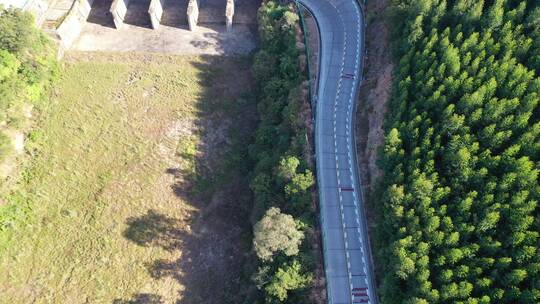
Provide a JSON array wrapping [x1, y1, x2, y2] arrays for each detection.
[[377, 0, 540, 303], [0, 7, 56, 178], [248, 1, 317, 303]]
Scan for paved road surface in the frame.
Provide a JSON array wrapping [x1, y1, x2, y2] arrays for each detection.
[[297, 0, 377, 303]]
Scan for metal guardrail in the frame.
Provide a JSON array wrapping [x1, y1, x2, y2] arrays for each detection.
[[293, 1, 330, 301], [294, 0, 316, 120]]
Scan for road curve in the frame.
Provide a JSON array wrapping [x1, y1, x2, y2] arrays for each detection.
[[296, 0, 377, 303]]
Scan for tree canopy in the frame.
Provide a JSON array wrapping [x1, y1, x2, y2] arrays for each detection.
[[247, 1, 316, 302], [377, 1, 540, 303], [253, 207, 304, 261]]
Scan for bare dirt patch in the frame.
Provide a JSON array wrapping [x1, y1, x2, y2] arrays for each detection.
[[356, 1, 393, 186]]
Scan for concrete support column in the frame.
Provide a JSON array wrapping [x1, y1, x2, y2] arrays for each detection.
[[187, 0, 199, 31], [53, 0, 93, 56], [148, 0, 164, 29], [225, 0, 234, 32], [110, 0, 130, 29]]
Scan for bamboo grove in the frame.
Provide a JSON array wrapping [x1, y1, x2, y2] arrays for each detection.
[[377, 0, 540, 303]]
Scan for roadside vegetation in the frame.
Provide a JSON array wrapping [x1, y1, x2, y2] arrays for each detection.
[[377, 0, 540, 303], [0, 2, 323, 303], [0, 7, 56, 186], [0, 52, 257, 303], [0, 1, 317, 304], [248, 1, 319, 303]]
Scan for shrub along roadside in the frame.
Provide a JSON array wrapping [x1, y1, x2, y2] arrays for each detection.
[[0, 6, 57, 186], [248, 1, 319, 303]]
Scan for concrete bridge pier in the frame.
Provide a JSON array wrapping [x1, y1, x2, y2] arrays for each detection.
[[108, 0, 238, 31], [187, 0, 199, 30], [110, 0, 130, 28], [148, 0, 164, 29], [225, 0, 234, 32]]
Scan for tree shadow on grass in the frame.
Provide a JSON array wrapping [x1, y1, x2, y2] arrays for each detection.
[[113, 293, 164, 304], [122, 203, 254, 303], [123, 210, 184, 252], [121, 56, 260, 304]]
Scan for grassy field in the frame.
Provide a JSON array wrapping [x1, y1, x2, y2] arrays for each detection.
[[0, 52, 257, 303]]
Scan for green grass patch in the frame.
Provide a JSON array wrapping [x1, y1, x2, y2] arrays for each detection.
[[0, 52, 256, 303]]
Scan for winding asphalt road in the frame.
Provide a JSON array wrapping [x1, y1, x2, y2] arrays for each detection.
[[296, 0, 377, 303]]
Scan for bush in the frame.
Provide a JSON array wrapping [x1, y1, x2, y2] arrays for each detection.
[[0, 7, 56, 184], [0, 8, 34, 54], [264, 260, 312, 301], [253, 207, 304, 261], [248, 1, 316, 302]]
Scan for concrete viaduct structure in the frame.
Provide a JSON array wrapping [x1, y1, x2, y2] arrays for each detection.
[[108, 0, 235, 31], [35, 0, 259, 55]]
